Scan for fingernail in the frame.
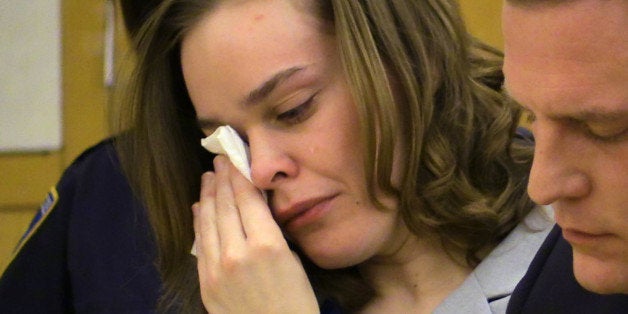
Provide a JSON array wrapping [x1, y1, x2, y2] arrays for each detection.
[[201, 172, 214, 187], [213, 156, 225, 171], [191, 202, 200, 216]]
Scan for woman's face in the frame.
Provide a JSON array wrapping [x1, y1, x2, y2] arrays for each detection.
[[181, 0, 404, 268]]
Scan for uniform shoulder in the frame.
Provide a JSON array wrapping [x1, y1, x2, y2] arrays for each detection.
[[67, 138, 118, 169], [59, 137, 124, 186]]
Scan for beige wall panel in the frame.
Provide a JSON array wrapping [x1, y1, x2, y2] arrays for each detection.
[[459, 0, 504, 49], [0, 0, 110, 268], [0, 154, 62, 207], [0, 1, 108, 207], [61, 0, 110, 165]]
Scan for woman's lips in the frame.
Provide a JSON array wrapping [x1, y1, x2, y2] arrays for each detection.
[[278, 194, 337, 232]]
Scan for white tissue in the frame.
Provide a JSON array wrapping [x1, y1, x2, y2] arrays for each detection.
[[191, 125, 255, 256], [201, 125, 252, 181]]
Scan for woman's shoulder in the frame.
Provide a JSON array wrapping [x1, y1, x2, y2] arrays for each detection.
[[434, 205, 555, 313]]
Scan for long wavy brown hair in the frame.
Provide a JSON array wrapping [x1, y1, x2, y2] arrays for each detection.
[[114, 0, 534, 312]]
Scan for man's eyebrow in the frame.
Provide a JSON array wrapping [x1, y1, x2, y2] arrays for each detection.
[[244, 66, 305, 105], [503, 84, 627, 122], [573, 108, 628, 122]]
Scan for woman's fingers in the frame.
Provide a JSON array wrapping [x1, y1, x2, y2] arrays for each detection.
[[195, 157, 319, 313], [214, 156, 247, 250], [198, 155, 284, 254], [229, 164, 285, 244], [196, 172, 220, 262]]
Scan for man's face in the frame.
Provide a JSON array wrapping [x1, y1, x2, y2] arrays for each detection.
[[503, 0, 628, 294]]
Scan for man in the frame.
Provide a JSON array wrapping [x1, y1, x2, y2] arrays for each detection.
[[502, 0, 628, 312]]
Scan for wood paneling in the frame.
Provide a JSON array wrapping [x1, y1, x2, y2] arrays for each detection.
[[459, 0, 504, 49], [0, 0, 114, 274]]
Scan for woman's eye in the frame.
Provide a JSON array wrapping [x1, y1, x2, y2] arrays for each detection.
[[276, 93, 317, 124]]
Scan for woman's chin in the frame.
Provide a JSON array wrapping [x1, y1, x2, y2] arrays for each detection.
[[300, 245, 369, 270]]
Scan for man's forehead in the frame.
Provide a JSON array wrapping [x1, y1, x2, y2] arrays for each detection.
[[502, 0, 628, 118], [505, 5, 626, 60], [504, 69, 628, 122]]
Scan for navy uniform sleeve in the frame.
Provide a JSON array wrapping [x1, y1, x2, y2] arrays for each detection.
[[0, 139, 161, 313], [507, 225, 628, 313]]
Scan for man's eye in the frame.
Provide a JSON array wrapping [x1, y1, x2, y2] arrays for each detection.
[[276, 93, 317, 124], [582, 123, 628, 143]]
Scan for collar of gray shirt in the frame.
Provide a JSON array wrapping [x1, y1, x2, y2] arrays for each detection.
[[433, 205, 554, 314]]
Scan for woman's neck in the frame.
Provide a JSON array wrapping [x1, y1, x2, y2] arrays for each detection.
[[358, 231, 472, 313]]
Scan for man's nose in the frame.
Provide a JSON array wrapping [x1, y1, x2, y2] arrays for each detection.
[[527, 121, 591, 205]]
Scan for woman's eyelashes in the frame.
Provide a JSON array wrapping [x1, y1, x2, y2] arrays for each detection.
[[276, 91, 319, 125]]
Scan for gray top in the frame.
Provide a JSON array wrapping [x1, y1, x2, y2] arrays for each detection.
[[433, 205, 554, 314]]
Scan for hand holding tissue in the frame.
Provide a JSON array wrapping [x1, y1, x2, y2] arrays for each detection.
[[191, 125, 258, 256]]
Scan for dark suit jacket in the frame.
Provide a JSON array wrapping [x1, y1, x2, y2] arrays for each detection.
[[507, 225, 628, 313], [0, 139, 161, 313]]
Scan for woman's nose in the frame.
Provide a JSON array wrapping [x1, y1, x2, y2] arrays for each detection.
[[247, 131, 298, 190], [527, 121, 592, 205]]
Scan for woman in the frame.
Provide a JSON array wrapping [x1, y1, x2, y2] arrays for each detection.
[[116, 0, 550, 312]]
